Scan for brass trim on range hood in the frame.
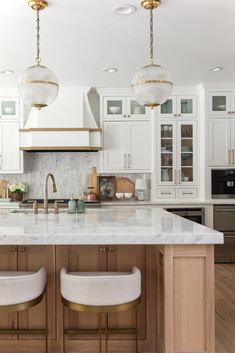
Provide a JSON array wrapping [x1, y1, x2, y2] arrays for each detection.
[[19, 128, 102, 132], [20, 146, 102, 152]]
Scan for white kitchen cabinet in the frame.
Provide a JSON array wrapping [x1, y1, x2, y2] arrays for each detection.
[[0, 97, 20, 120], [158, 95, 197, 119], [208, 118, 235, 166], [156, 120, 198, 199], [102, 120, 151, 172], [0, 122, 22, 173], [103, 96, 149, 120], [207, 91, 235, 116]]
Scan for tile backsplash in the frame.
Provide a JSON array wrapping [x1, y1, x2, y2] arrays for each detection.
[[1, 153, 150, 199]]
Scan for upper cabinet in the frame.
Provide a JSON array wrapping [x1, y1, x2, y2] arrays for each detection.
[[207, 91, 235, 116], [0, 122, 22, 173], [103, 96, 149, 120], [158, 95, 197, 119], [0, 97, 19, 120]]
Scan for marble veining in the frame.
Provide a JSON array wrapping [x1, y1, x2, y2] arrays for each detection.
[[0, 207, 223, 245]]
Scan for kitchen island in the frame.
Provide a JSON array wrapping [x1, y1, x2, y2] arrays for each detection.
[[0, 206, 223, 353]]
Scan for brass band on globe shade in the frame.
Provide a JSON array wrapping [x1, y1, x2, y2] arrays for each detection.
[[18, 64, 59, 109], [131, 64, 173, 109]]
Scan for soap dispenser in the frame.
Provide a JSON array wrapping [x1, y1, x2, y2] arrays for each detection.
[[77, 196, 85, 214], [68, 194, 76, 213]]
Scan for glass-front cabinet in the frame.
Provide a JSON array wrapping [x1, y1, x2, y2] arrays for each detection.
[[158, 95, 196, 119], [103, 96, 149, 120], [0, 97, 19, 120], [157, 121, 197, 186], [207, 91, 235, 116]]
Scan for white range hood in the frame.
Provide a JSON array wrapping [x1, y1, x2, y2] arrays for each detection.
[[20, 87, 102, 152]]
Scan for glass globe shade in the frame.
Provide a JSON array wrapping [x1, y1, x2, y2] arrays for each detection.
[[131, 64, 173, 108], [18, 64, 59, 109]]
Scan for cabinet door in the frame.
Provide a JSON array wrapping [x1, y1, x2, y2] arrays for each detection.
[[103, 97, 126, 120], [107, 245, 146, 340], [126, 121, 151, 171], [17, 246, 56, 339], [208, 92, 230, 116], [156, 121, 177, 185], [230, 118, 235, 166], [0, 97, 19, 120], [126, 97, 148, 119], [208, 118, 230, 166], [158, 97, 176, 118], [177, 96, 196, 118], [102, 121, 126, 172], [0, 246, 17, 340], [177, 122, 197, 185], [0, 122, 21, 173]]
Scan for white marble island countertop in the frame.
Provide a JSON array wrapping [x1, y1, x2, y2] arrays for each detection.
[[0, 206, 223, 245]]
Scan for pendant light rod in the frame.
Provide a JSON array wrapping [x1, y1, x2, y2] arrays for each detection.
[[150, 9, 154, 64], [36, 9, 41, 64]]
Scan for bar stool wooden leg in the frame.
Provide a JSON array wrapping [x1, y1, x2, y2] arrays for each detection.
[[98, 313, 102, 353], [105, 313, 108, 353], [135, 307, 138, 353]]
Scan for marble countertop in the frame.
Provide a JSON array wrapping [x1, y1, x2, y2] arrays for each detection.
[[0, 206, 223, 245]]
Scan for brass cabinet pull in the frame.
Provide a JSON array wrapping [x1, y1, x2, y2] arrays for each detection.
[[9, 247, 16, 252], [99, 247, 106, 253], [178, 170, 181, 184], [128, 154, 131, 168], [19, 247, 26, 252], [108, 247, 116, 252]]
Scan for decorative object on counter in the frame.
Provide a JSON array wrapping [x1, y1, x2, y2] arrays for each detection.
[[0, 180, 10, 199], [77, 198, 85, 213], [18, 0, 59, 109], [116, 177, 135, 194], [131, 0, 173, 109], [135, 178, 147, 201], [115, 192, 133, 200], [9, 182, 27, 202], [98, 176, 116, 201], [53, 200, 59, 214], [83, 187, 98, 202], [68, 195, 77, 214], [33, 200, 38, 214], [87, 167, 99, 195]]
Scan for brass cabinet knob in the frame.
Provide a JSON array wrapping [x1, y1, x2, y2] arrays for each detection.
[[19, 247, 26, 252], [9, 247, 16, 252], [108, 247, 116, 252], [99, 247, 106, 253]]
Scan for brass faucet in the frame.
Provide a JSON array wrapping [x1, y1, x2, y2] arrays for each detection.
[[44, 173, 57, 214]]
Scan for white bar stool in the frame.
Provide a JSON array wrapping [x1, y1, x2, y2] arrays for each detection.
[[0, 268, 47, 351], [60, 266, 141, 353]]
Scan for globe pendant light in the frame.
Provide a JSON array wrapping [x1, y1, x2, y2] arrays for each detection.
[[131, 0, 173, 109], [18, 0, 59, 109]]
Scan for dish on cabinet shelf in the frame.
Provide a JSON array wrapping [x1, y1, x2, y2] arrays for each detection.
[[109, 106, 120, 114]]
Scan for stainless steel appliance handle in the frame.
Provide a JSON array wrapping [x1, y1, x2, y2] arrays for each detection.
[[233, 149, 235, 165], [128, 154, 131, 168], [124, 154, 127, 169], [174, 170, 177, 185], [215, 208, 235, 212], [228, 149, 231, 164], [178, 170, 181, 184]]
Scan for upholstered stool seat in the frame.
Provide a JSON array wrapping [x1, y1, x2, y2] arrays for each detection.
[[60, 266, 141, 353], [0, 267, 47, 352], [0, 268, 47, 306]]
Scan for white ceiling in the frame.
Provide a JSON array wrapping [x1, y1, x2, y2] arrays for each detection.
[[0, 0, 235, 89]]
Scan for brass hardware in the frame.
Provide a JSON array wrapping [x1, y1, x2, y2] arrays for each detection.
[[99, 247, 106, 252], [124, 154, 127, 169], [233, 149, 235, 165], [123, 115, 127, 118], [44, 173, 57, 214], [18, 247, 25, 252], [9, 247, 16, 253], [20, 79, 59, 87], [108, 246, 116, 253], [174, 114, 177, 117], [0, 292, 44, 313], [131, 79, 173, 87], [61, 296, 141, 313], [20, 146, 102, 151], [28, 0, 48, 11], [141, 0, 161, 10], [229, 149, 231, 164], [20, 127, 102, 132]]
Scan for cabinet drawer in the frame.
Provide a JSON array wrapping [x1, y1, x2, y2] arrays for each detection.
[[178, 188, 198, 198], [156, 188, 176, 198]]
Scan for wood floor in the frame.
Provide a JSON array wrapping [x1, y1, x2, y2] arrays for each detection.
[[215, 264, 235, 353]]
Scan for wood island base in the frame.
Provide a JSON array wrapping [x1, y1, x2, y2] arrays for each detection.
[[0, 244, 214, 353]]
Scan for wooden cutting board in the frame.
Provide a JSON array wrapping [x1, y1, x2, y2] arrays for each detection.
[[87, 167, 99, 194], [0, 179, 10, 198], [116, 177, 135, 194]]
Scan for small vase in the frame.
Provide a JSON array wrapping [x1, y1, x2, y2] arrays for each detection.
[[11, 192, 23, 202]]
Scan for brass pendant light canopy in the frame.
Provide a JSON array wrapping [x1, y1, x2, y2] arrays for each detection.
[[141, 0, 161, 10], [28, 0, 48, 11], [131, 0, 173, 109], [18, 0, 59, 110]]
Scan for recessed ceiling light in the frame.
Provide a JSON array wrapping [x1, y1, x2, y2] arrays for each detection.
[[113, 4, 137, 16], [104, 68, 118, 73], [0, 69, 14, 75], [209, 66, 223, 72]]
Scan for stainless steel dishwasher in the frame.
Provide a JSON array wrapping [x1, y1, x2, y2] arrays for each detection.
[[214, 205, 235, 263]]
